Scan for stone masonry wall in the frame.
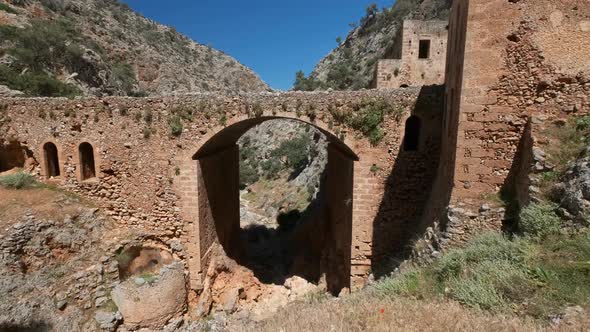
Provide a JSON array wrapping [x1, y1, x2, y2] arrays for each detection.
[[415, 0, 590, 252], [450, 0, 590, 214], [376, 20, 448, 89]]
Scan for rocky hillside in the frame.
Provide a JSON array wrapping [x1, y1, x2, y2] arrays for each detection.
[[238, 120, 328, 228], [0, 0, 270, 97], [296, 0, 451, 91]]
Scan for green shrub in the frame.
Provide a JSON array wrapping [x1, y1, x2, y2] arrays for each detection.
[[143, 127, 153, 139], [261, 159, 282, 179], [0, 3, 18, 14], [0, 18, 80, 72], [305, 104, 317, 121], [293, 71, 324, 91], [519, 202, 561, 237], [172, 106, 194, 122], [370, 164, 382, 173], [345, 99, 399, 146], [0, 65, 80, 97], [63, 109, 76, 118], [371, 230, 590, 317], [139, 272, 158, 284], [110, 62, 137, 96], [128, 90, 149, 97], [575, 115, 590, 131], [143, 109, 153, 124], [40, 0, 67, 12], [269, 134, 316, 175], [447, 272, 506, 311], [449, 259, 532, 311], [373, 269, 422, 297], [0, 172, 38, 189], [431, 234, 533, 311], [239, 161, 259, 189], [219, 113, 227, 126], [115, 250, 134, 267], [543, 118, 588, 174], [0, 18, 86, 97], [252, 102, 263, 118], [168, 115, 183, 137]]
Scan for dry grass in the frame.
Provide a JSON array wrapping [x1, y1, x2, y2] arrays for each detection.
[[0, 186, 90, 228], [231, 294, 588, 332], [231, 231, 590, 332]]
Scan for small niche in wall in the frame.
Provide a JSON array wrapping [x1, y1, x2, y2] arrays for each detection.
[[79, 142, 96, 180], [43, 142, 60, 178]]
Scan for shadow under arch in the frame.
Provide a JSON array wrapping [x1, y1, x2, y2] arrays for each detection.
[[192, 116, 358, 294]]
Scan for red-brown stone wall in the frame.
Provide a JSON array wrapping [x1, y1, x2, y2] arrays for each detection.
[[446, 0, 590, 211]]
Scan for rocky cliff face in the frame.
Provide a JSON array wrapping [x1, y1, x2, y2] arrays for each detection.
[[0, 0, 270, 97], [306, 0, 451, 91]]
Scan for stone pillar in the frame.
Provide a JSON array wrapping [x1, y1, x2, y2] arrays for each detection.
[[323, 143, 354, 294], [196, 144, 241, 278]]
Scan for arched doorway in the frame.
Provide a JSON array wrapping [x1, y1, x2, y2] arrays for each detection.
[[43, 142, 60, 178], [79, 142, 96, 180], [192, 117, 357, 294], [403, 116, 422, 151]]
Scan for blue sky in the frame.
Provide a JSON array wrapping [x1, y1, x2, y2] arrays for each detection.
[[121, 0, 394, 90]]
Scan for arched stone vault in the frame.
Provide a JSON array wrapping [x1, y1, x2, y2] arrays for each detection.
[[185, 115, 358, 294], [191, 115, 358, 160]]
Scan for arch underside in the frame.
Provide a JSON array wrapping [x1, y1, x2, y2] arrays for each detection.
[[192, 116, 358, 161], [192, 116, 355, 294]]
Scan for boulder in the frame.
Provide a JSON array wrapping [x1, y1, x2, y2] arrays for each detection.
[[554, 147, 590, 223], [284, 276, 319, 299], [111, 262, 187, 330]]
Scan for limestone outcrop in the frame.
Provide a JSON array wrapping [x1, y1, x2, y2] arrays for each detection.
[[112, 262, 187, 330], [553, 147, 590, 223]]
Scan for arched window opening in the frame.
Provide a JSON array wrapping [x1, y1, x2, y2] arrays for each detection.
[[400, 84, 409, 88], [403, 116, 421, 151], [43, 142, 60, 178], [79, 142, 96, 180]]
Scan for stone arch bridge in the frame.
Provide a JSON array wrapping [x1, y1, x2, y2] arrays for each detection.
[[0, 87, 444, 292]]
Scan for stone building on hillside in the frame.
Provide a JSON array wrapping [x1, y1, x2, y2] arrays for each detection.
[[374, 20, 448, 89]]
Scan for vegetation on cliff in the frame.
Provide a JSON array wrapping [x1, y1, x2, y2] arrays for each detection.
[[0, 0, 269, 97]]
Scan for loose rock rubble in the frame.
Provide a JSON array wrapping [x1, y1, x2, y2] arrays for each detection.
[[0, 197, 121, 331]]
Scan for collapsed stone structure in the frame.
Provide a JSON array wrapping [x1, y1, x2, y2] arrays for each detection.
[[374, 20, 449, 89], [0, 0, 589, 324]]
